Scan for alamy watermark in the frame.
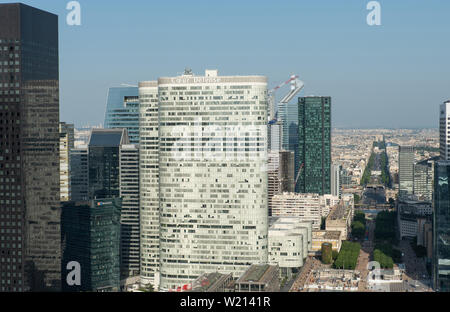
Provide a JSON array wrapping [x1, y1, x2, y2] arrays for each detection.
[[367, 1, 381, 26], [66, 1, 81, 26]]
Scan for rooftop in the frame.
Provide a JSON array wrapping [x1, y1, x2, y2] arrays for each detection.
[[236, 264, 278, 285]]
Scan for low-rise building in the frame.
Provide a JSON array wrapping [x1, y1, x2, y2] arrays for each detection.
[[268, 217, 312, 278], [235, 264, 280, 292], [271, 193, 321, 229], [187, 273, 234, 292], [325, 201, 353, 240], [312, 230, 342, 255]]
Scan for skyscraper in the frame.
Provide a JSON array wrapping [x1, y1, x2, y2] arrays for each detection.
[[432, 161, 450, 291], [331, 163, 342, 198], [60, 122, 74, 202], [399, 146, 415, 199], [439, 101, 450, 161], [88, 129, 129, 199], [70, 146, 89, 202], [139, 69, 269, 291], [0, 3, 60, 292], [119, 144, 140, 278], [104, 87, 140, 144], [414, 157, 438, 201], [138, 81, 159, 287], [297, 96, 331, 195], [62, 198, 122, 292]]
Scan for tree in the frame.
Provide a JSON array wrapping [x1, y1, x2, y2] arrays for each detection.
[[321, 243, 333, 264], [352, 221, 365, 239]]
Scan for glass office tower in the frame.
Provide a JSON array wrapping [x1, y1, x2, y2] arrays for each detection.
[[104, 87, 140, 144], [433, 161, 450, 292], [297, 96, 331, 195], [0, 3, 60, 292], [88, 129, 129, 199], [62, 199, 122, 292]]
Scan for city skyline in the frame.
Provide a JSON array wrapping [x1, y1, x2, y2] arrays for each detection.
[[1, 1, 450, 297], [0, 0, 448, 128]]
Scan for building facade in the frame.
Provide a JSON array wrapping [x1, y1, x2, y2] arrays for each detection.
[[0, 3, 61, 292], [414, 157, 438, 201], [138, 81, 159, 287], [331, 163, 342, 198], [439, 101, 450, 161], [156, 70, 269, 290], [271, 193, 321, 230], [297, 96, 331, 195], [60, 122, 74, 202], [70, 146, 89, 202], [62, 199, 122, 292], [433, 161, 450, 291], [104, 87, 140, 144], [88, 129, 129, 200], [119, 144, 140, 278]]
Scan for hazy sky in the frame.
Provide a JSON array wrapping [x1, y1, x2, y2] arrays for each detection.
[[5, 0, 450, 128]]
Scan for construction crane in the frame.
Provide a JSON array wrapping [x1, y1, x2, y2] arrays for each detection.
[[294, 163, 305, 189], [268, 75, 305, 124]]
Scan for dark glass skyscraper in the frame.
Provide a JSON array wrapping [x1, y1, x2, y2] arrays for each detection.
[[88, 129, 129, 199], [433, 161, 450, 292], [297, 96, 331, 195], [0, 3, 60, 292], [62, 199, 122, 292]]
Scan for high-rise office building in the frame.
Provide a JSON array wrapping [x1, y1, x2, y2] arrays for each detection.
[[0, 3, 60, 292], [268, 151, 295, 216], [70, 146, 89, 202], [62, 198, 122, 292], [399, 146, 415, 199], [414, 157, 438, 201], [104, 87, 140, 144], [439, 101, 450, 161], [138, 81, 159, 287], [268, 121, 282, 152], [119, 144, 140, 278], [88, 129, 129, 200], [432, 161, 450, 291], [60, 122, 74, 202], [331, 163, 342, 198], [140, 69, 269, 291], [297, 96, 331, 195]]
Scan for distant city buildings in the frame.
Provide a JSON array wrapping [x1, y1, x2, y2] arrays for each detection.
[[297, 96, 331, 195]]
